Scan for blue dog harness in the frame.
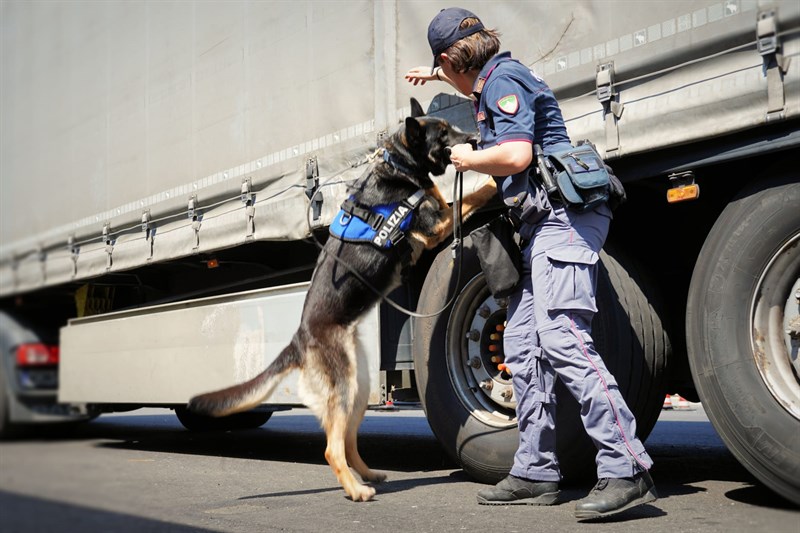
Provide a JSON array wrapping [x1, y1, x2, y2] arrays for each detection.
[[329, 189, 426, 249]]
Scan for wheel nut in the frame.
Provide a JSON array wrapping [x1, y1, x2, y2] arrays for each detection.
[[787, 316, 800, 339], [501, 388, 513, 401], [469, 357, 482, 369], [480, 379, 493, 391], [478, 305, 490, 318], [466, 329, 480, 342]]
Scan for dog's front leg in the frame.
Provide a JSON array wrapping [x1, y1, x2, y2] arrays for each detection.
[[414, 178, 498, 249], [413, 185, 454, 249], [460, 177, 497, 219]]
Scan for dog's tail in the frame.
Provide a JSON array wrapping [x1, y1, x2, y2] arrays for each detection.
[[187, 340, 301, 418]]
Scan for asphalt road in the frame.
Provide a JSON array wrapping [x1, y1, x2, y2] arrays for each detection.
[[0, 403, 797, 533]]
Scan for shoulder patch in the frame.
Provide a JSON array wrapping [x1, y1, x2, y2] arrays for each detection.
[[497, 94, 519, 115]]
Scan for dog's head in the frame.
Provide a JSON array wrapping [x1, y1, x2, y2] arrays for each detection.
[[399, 98, 476, 177]]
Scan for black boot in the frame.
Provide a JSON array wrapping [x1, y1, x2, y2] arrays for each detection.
[[574, 470, 658, 519], [477, 475, 560, 505]]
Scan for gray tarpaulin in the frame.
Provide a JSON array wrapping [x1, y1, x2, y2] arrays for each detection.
[[2, 1, 798, 296]]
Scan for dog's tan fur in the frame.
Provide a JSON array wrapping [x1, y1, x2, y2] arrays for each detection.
[[296, 323, 380, 501], [414, 181, 498, 250], [291, 178, 496, 501], [189, 102, 496, 502], [305, 180, 496, 502]]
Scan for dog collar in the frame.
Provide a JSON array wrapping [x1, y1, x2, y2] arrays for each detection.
[[382, 149, 420, 176]]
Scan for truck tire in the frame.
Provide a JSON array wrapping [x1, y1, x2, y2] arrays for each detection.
[[413, 236, 669, 484], [174, 406, 272, 432], [686, 174, 800, 505]]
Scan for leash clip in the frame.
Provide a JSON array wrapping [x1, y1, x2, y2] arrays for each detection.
[[450, 238, 461, 259]]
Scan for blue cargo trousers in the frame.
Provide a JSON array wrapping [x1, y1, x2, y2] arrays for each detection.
[[504, 204, 653, 482]]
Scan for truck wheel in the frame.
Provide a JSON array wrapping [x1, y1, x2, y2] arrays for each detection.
[[413, 236, 669, 483], [174, 407, 272, 432], [686, 174, 800, 505]]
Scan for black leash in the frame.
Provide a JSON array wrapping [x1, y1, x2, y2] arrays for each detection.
[[305, 166, 465, 319]]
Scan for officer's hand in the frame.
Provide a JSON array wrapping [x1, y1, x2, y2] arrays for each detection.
[[404, 66, 437, 86], [449, 143, 474, 172]]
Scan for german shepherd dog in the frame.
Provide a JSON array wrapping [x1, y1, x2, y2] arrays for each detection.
[[188, 99, 497, 501]]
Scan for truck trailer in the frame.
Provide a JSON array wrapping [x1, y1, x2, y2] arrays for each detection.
[[1, 1, 798, 504]]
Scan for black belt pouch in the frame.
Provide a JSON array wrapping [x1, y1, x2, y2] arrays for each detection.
[[470, 214, 522, 299]]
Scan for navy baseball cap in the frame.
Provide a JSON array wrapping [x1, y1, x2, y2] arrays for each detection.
[[427, 7, 485, 72]]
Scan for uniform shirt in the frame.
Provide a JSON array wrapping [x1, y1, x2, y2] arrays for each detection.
[[473, 51, 570, 150], [473, 52, 571, 210]]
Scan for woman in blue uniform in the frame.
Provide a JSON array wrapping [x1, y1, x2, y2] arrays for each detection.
[[405, 7, 657, 520]]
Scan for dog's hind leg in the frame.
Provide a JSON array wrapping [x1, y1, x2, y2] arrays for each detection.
[[323, 405, 376, 502], [345, 417, 387, 484], [301, 328, 376, 502], [345, 350, 386, 484]]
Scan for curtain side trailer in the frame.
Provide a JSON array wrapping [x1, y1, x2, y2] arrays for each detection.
[[1, 1, 798, 504]]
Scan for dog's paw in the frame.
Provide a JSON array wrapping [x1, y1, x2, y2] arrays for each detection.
[[361, 470, 387, 484], [349, 484, 377, 502]]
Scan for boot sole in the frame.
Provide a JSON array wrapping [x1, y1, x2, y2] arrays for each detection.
[[574, 487, 658, 520], [477, 491, 560, 506]]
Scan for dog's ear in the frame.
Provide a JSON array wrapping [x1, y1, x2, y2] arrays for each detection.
[[410, 98, 425, 118], [404, 116, 423, 145]]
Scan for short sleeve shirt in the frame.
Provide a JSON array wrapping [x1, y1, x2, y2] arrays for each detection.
[[473, 52, 572, 204], [473, 52, 571, 151]]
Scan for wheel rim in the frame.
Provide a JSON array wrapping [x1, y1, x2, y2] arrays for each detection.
[[445, 273, 517, 428], [750, 231, 800, 420]]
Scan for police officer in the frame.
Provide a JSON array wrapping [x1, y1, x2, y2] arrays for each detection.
[[405, 8, 657, 520]]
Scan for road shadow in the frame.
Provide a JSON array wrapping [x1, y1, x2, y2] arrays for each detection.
[[575, 504, 668, 522], [726, 484, 799, 510], [4, 410, 792, 511], [77, 412, 461, 474], [642, 419, 757, 499], [0, 490, 221, 533], [238, 470, 470, 501]]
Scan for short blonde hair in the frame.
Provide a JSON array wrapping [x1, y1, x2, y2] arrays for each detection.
[[445, 18, 501, 73]]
